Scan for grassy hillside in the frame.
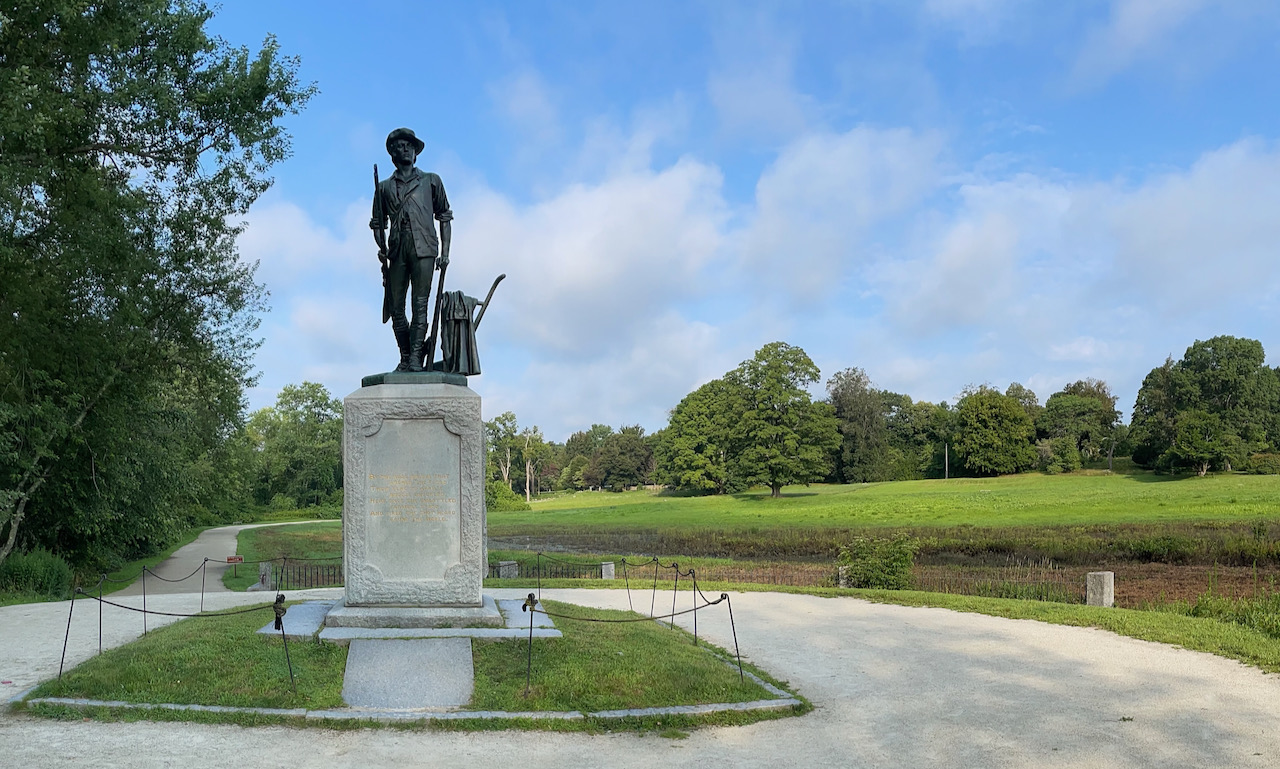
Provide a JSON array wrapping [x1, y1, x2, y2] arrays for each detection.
[[490, 472, 1280, 532]]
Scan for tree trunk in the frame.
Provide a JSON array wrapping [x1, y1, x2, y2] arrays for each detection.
[[525, 459, 533, 502], [771, 483, 782, 498], [1197, 462, 1209, 477]]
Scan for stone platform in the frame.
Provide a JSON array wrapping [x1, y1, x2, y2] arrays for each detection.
[[324, 595, 504, 629]]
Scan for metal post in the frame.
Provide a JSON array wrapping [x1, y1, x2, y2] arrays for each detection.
[[725, 593, 743, 682], [58, 585, 78, 681], [279, 625, 297, 694], [670, 563, 679, 629], [691, 570, 698, 646], [141, 567, 147, 635], [200, 559, 207, 613], [97, 577, 103, 655], [523, 593, 537, 697], [650, 558, 659, 618], [622, 559, 633, 611]]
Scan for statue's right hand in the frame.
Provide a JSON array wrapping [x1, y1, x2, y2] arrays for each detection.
[[378, 249, 387, 262]]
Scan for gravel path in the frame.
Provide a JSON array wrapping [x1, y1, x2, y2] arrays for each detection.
[[3, 522, 1278, 768], [113, 520, 322, 597]]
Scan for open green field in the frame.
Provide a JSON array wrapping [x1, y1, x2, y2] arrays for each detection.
[[494, 473, 1280, 531]]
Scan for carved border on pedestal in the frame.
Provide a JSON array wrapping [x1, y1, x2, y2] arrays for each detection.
[[343, 387, 484, 606]]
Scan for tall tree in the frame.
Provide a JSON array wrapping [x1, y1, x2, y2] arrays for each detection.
[[520, 427, 550, 502], [953, 386, 1036, 476], [1038, 380, 1119, 463], [654, 378, 743, 493], [728, 342, 840, 497], [565, 424, 613, 461], [593, 426, 654, 490], [484, 411, 520, 489], [1131, 336, 1279, 472], [826, 367, 893, 483], [245, 382, 342, 508], [0, 1, 312, 567]]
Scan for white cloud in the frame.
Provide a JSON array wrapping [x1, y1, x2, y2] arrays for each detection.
[[1069, 0, 1209, 88], [458, 156, 730, 358], [745, 126, 945, 300], [1104, 138, 1280, 311]]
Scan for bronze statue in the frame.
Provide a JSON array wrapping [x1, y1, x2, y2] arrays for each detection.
[[370, 127, 452, 372]]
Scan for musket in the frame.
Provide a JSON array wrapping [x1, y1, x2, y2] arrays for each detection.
[[473, 273, 506, 330], [373, 164, 391, 324], [423, 258, 447, 370]]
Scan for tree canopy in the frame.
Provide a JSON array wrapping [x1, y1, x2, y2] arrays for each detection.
[[1131, 336, 1280, 473], [0, 1, 313, 568]]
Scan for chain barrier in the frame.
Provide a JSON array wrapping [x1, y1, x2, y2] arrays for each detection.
[[57, 588, 298, 692]]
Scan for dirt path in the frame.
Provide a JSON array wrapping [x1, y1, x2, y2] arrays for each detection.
[[3, 586, 1279, 768]]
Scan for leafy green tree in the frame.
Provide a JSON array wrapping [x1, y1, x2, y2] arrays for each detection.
[[520, 427, 550, 501], [565, 424, 613, 462], [953, 386, 1036, 476], [826, 367, 893, 483], [1005, 382, 1042, 424], [1165, 410, 1224, 477], [594, 426, 654, 491], [0, 1, 312, 567], [655, 378, 743, 493], [1038, 389, 1118, 463], [558, 454, 590, 491], [728, 342, 840, 497], [1131, 336, 1280, 472], [245, 382, 342, 508], [484, 411, 520, 490]]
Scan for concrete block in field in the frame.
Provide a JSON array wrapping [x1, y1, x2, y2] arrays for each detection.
[[601, 562, 615, 580], [497, 560, 518, 579], [1087, 571, 1114, 607]]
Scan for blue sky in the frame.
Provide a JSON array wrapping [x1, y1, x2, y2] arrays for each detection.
[[214, 1, 1280, 440]]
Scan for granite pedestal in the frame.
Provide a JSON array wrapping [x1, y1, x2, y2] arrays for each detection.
[[326, 380, 501, 630]]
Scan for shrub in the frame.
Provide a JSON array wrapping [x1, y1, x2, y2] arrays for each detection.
[[1036, 438, 1081, 474], [269, 493, 297, 512], [1247, 453, 1280, 475], [0, 548, 74, 598], [837, 535, 919, 589], [486, 480, 531, 512]]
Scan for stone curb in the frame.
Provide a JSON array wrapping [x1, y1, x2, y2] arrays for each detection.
[[23, 689, 800, 724]]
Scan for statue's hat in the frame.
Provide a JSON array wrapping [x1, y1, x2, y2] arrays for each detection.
[[386, 127, 425, 155]]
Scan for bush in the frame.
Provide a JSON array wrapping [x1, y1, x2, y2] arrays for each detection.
[[0, 548, 74, 598], [1036, 438, 1081, 474], [269, 493, 297, 512], [837, 535, 918, 589], [1247, 453, 1280, 475], [486, 480, 531, 512]]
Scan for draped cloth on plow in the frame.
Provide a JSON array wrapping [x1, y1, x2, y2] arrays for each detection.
[[439, 290, 481, 376]]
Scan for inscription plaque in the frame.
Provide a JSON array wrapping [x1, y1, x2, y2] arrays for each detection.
[[364, 419, 461, 581]]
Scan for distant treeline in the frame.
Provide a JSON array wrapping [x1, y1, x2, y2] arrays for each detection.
[[489, 334, 1280, 498]]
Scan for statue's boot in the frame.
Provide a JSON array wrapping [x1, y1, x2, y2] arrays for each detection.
[[392, 320, 411, 372], [407, 320, 428, 373]]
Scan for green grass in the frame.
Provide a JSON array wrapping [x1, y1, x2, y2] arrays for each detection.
[[846, 588, 1280, 674], [29, 602, 348, 708], [471, 599, 774, 711], [223, 522, 343, 591], [503, 473, 1280, 530], [25, 597, 803, 732]]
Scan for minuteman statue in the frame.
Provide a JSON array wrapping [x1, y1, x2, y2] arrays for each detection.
[[370, 127, 453, 372]]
